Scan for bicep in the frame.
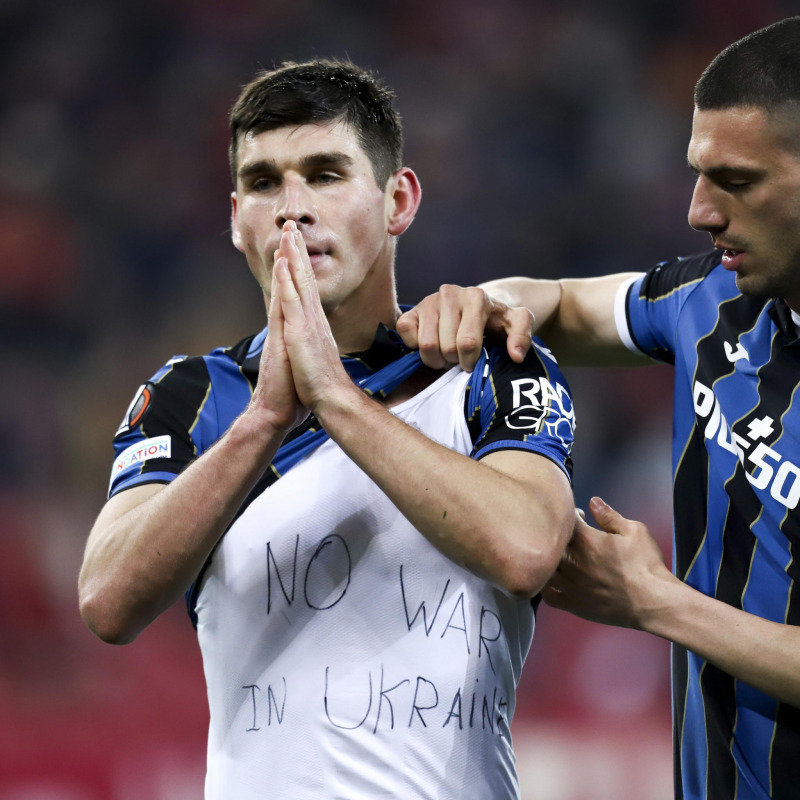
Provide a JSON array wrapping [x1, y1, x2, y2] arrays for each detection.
[[479, 449, 574, 543], [88, 483, 167, 546]]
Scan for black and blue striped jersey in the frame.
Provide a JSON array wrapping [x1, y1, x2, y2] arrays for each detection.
[[108, 326, 574, 501], [620, 251, 800, 800]]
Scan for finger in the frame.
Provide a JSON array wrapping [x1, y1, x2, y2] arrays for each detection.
[[570, 512, 606, 553], [416, 301, 446, 369], [281, 222, 318, 305], [268, 258, 287, 341], [269, 248, 283, 295], [569, 508, 587, 539], [561, 516, 602, 570], [436, 285, 464, 367], [588, 496, 627, 536], [272, 253, 305, 326], [395, 307, 420, 350], [454, 287, 491, 371], [500, 306, 534, 363]]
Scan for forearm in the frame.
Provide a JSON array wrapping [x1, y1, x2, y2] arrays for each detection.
[[644, 575, 800, 708], [479, 277, 562, 337], [315, 385, 574, 596], [480, 274, 644, 366], [79, 407, 287, 643]]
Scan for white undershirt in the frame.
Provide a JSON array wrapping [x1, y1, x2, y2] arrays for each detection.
[[196, 366, 533, 800]]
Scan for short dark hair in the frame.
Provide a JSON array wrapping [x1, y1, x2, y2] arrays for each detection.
[[695, 17, 800, 113], [229, 59, 403, 187]]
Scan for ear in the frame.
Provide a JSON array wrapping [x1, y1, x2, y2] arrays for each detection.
[[230, 192, 244, 252], [386, 167, 422, 236]]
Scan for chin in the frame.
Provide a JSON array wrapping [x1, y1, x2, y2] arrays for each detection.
[[735, 273, 784, 301]]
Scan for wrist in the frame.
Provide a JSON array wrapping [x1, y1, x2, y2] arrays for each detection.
[[311, 378, 372, 428], [635, 570, 688, 637], [237, 401, 297, 444]]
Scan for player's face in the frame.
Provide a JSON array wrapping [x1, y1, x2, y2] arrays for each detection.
[[231, 120, 397, 316], [687, 106, 800, 310]]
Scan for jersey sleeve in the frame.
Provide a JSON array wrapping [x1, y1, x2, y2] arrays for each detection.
[[107, 355, 213, 498], [616, 251, 720, 365], [464, 339, 575, 480]]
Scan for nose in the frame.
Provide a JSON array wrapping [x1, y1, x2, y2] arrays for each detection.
[[275, 176, 316, 229], [688, 175, 726, 234]]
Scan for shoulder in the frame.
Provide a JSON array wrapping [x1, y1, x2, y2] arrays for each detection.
[[636, 250, 725, 302], [154, 329, 263, 394], [478, 338, 570, 389], [466, 341, 575, 442], [114, 329, 263, 440], [108, 330, 263, 498]]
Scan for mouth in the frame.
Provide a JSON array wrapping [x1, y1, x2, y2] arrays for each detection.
[[305, 246, 331, 267], [270, 241, 332, 267], [720, 249, 744, 271], [714, 242, 745, 271]]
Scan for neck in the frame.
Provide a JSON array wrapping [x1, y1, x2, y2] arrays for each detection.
[[327, 252, 402, 354], [261, 280, 401, 354], [328, 297, 401, 354]]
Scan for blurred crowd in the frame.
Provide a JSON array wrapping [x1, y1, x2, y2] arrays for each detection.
[[0, 0, 792, 796]]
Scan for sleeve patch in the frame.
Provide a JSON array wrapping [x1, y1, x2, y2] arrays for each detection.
[[115, 383, 153, 436], [109, 435, 172, 492]]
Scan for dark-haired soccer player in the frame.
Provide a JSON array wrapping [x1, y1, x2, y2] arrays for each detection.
[[398, 17, 800, 800], [78, 60, 576, 798]]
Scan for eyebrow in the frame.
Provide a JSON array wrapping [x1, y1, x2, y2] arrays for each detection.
[[238, 151, 356, 180]]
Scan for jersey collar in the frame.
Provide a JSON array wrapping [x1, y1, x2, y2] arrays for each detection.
[[240, 306, 414, 382], [768, 298, 800, 346]]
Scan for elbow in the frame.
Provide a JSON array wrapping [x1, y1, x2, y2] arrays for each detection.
[[491, 524, 567, 599], [501, 549, 561, 599], [78, 581, 141, 646]]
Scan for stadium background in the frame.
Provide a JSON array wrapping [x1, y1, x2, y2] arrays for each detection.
[[0, 0, 793, 797]]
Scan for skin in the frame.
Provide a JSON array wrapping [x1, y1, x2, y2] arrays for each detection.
[[395, 104, 800, 708], [79, 120, 575, 645], [231, 120, 413, 353], [687, 106, 800, 310]]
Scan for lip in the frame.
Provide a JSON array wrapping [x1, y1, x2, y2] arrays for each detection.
[[719, 248, 745, 271], [307, 250, 330, 267], [269, 239, 333, 265]]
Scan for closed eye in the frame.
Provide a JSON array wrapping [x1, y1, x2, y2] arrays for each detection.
[[687, 160, 762, 193], [250, 176, 279, 192], [309, 171, 342, 185]]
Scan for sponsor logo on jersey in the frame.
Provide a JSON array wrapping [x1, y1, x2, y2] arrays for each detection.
[[723, 340, 749, 363], [504, 377, 575, 446], [693, 378, 800, 509], [109, 435, 172, 488]]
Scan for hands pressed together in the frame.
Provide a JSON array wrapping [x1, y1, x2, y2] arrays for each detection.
[[253, 222, 539, 433], [254, 233, 672, 629], [252, 220, 354, 433]]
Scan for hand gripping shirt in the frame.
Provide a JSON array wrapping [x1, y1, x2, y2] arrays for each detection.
[[108, 325, 575, 800], [616, 251, 800, 800]]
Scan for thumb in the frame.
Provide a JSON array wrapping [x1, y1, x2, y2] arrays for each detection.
[[495, 306, 534, 364], [395, 307, 419, 349], [588, 496, 626, 535]]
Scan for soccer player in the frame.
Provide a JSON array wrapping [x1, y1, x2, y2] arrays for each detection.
[[397, 18, 800, 800], [78, 61, 576, 798]]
